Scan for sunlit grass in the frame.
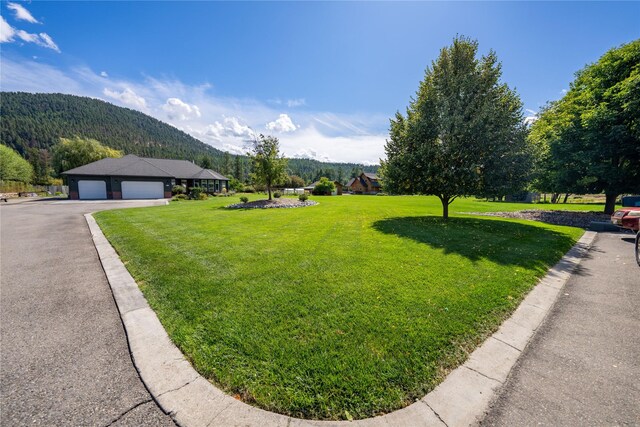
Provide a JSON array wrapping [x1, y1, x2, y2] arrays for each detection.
[[95, 195, 589, 420]]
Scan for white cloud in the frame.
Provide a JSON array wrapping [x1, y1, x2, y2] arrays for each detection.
[[287, 98, 306, 108], [524, 109, 538, 126], [0, 16, 16, 42], [0, 16, 59, 52], [0, 15, 59, 52], [103, 87, 148, 110], [7, 2, 39, 24], [100, 71, 108, 78], [266, 113, 297, 133], [291, 148, 332, 162], [202, 117, 255, 141], [38, 33, 59, 52], [222, 143, 248, 155], [162, 97, 201, 120], [560, 89, 567, 95], [278, 126, 386, 164]]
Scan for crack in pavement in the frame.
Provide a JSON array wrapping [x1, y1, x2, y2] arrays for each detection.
[[421, 400, 449, 427], [464, 365, 502, 384], [103, 398, 152, 427], [156, 376, 200, 399]]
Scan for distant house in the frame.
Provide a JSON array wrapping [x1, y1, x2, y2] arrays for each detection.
[[304, 180, 343, 195], [62, 154, 229, 200], [347, 173, 381, 194]]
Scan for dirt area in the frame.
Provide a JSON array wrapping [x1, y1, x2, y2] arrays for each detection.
[[227, 198, 318, 209], [466, 210, 611, 228]]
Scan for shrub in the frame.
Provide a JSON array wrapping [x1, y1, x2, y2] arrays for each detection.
[[299, 193, 309, 202], [172, 194, 188, 201], [189, 187, 204, 200], [240, 196, 249, 203], [312, 177, 336, 195], [244, 186, 256, 193], [228, 178, 244, 192], [273, 191, 282, 198], [172, 185, 186, 195], [198, 193, 208, 200]]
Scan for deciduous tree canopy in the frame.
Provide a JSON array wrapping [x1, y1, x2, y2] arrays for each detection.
[[530, 39, 640, 214], [0, 145, 34, 183], [382, 36, 531, 218], [53, 137, 123, 174]]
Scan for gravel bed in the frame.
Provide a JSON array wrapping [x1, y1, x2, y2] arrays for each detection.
[[464, 209, 611, 228], [227, 198, 318, 209]]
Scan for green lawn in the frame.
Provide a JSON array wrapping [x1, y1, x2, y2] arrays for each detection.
[[95, 195, 595, 420]]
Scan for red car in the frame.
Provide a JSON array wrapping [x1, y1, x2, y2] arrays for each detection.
[[611, 207, 640, 232], [611, 206, 640, 267]]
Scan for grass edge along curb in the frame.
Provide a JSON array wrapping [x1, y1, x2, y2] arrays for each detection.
[[85, 212, 595, 427]]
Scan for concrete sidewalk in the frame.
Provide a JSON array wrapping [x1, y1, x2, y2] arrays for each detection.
[[481, 232, 640, 426], [0, 200, 173, 426]]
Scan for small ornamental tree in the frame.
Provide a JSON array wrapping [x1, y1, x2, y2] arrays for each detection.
[[249, 134, 288, 200], [312, 177, 336, 195], [382, 36, 531, 219]]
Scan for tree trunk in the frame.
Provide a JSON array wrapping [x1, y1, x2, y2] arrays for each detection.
[[439, 195, 449, 220], [267, 185, 272, 200], [563, 193, 571, 203], [604, 193, 617, 215], [551, 193, 560, 204]]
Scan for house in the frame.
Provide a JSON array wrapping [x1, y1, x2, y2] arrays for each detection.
[[62, 154, 229, 200], [347, 172, 381, 194], [304, 180, 343, 195]]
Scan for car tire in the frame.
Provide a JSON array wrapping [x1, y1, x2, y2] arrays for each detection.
[[635, 232, 640, 267]]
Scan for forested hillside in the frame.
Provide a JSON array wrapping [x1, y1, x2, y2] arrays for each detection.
[[0, 92, 378, 184]]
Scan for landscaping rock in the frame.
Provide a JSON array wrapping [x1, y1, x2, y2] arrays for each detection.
[[227, 198, 318, 209], [465, 210, 611, 228]]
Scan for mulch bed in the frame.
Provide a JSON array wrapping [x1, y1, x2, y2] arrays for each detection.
[[227, 198, 318, 209], [464, 209, 611, 228]]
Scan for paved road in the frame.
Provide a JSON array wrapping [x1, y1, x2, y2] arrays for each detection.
[[0, 199, 174, 426], [482, 231, 640, 426]]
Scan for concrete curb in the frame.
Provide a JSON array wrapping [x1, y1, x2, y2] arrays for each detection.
[[86, 212, 596, 427]]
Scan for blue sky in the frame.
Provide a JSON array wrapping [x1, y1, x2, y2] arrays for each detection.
[[1, 1, 638, 164]]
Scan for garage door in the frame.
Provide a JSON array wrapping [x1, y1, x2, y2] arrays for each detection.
[[78, 180, 107, 199], [121, 181, 164, 199]]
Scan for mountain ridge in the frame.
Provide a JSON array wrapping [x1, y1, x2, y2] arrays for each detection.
[[0, 92, 378, 184]]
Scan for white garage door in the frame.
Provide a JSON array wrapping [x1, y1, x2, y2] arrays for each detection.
[[78, 180, 107, 199], [121, 181, 164, 199]]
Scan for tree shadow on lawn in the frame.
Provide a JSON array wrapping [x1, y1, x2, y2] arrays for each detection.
[[372, 216, 577, 270]]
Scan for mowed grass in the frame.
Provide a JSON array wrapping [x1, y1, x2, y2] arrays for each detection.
[[95, 195, 592, 420]]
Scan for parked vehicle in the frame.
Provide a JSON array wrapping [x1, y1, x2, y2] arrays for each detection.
[[611, 207, 640, 232]]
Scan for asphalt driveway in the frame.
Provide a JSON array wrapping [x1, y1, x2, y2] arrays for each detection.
[[0, 199, 174, 426], [481, 231, 640, 426]]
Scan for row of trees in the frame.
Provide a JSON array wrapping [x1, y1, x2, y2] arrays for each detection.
[[382, 37, 639, 217]]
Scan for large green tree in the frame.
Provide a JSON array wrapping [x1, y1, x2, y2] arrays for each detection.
[[0, 145, 34, 183], [382, 36, 531, 218], [52, 136, 123, 175], [530, 39, 640, 214], [249, 134, 288, 200]]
